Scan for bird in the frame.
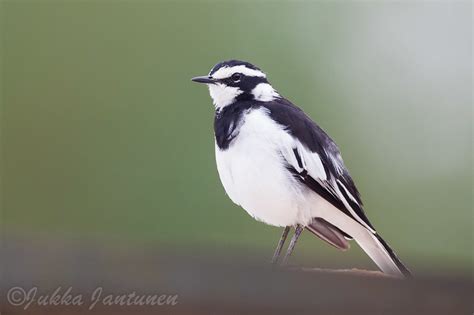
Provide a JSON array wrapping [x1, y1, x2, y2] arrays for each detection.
[[191, 60, 411, 278]]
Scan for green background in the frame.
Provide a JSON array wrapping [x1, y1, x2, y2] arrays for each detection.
[[1, 1, 472, 274]]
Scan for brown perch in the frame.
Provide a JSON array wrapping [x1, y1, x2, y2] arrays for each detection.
[[1, 236, 471, 315]]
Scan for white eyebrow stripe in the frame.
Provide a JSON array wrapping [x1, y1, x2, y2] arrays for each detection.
[[211, 65, 266, 79]]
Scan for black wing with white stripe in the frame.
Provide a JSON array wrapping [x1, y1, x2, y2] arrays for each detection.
[[261, 98, 375, 232]]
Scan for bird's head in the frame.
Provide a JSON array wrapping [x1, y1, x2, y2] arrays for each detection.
[[192, 60, 279, 110]]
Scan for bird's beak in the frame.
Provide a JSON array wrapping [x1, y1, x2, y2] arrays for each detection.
[[191, 75, 216, 84]]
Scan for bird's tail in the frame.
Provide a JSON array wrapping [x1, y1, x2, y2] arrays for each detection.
[[354, 229, 412, 278]]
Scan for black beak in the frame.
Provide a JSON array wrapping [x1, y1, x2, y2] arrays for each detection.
[[191, 75, 216, 84]]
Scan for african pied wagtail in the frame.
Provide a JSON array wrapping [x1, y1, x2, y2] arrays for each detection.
[[192, 60, 411, 278]]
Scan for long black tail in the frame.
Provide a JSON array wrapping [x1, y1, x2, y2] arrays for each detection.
[[374, 233, 412, 278], [353, 227, 412, 278]]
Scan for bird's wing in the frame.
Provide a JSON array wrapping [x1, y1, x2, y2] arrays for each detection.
[[282, 138, 375, 233], [263, 98, 411, 277], [262, 99, 375, 233]]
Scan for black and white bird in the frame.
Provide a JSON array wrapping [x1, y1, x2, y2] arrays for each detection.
[[192, 60, 411, 278]]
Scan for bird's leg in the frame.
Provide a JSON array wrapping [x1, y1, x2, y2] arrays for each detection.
[[281, 224, 305, 266], [271, 226, 290, 265]]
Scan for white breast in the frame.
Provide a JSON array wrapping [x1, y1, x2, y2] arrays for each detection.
[[215, 108, 313, 227]]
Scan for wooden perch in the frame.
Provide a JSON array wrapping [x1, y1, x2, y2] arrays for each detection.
[[295, 266, 400, 278], [1, 236, 471, 315]]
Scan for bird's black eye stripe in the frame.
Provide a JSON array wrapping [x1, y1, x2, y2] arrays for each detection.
[[231, 73, 242, 82], [218, 73, 243, 85]]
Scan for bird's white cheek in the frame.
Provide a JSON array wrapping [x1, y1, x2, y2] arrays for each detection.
[[251, 83, 279, 102], [208, 84, 242, 109]]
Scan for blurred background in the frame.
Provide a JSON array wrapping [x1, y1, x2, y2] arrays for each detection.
[[1, 0, 472, 303]]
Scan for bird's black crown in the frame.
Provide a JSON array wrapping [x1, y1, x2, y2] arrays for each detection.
[[209, 60, 262, 76]]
